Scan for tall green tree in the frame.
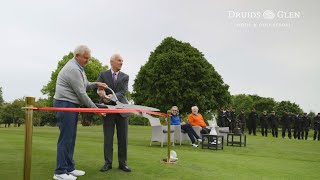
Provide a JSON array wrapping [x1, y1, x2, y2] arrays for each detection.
[[0, 87, 4, 106], [0, 98, 25, 127], [132, 37, 231, 114], [252, 96, 276, 114], [274, 101, 303, 116], [231, 94, 254, 114], [0, 87, 3, 125]]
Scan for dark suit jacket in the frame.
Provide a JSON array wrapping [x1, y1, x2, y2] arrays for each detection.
[[97, 69, 129, 117]]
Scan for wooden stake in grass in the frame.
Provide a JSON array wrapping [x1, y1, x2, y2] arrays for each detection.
[[161, 110, 176, 164], [23, 96, 35, 180]]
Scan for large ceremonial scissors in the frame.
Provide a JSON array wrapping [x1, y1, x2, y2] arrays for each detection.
[[96, 87, 160, 112]]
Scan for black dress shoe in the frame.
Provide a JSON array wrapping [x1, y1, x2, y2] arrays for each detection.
[[100, 164, 112, 172], [118, 165, 131, 172]]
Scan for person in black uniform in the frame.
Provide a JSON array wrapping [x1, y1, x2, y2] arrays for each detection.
[[281, 111, 292, 139], [248, 108, 258, 135], [260, 111, 268, 137], [297, 113, 304, 140], [238, 110, 246, 134], [230, 108, 236, 133], [313, 113, 320, 141], [225, 108, 232, 131], [218, 108, 226, 127], [269, 111, 279, 138], [301, 113, 311, 140], [293, 114, 300, 139]]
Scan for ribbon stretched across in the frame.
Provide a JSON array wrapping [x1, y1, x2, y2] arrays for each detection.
[[34, 107, 167, 117]]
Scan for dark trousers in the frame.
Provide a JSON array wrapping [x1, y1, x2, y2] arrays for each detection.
[[103, 114, 128, 167], [293, 127, 300, 139], [229, 121, 235, 133], [240, 123, 246, 134], [261, 126, 268, 137], [181, 124, 200, 144], [271, 124, 278, 137], [282, 125, 292, 139], [301, 129, 309, 140], [248, 122, 256, 135], [294, 128, 302, 139], [314, 126, 320, 140], [220, 118, 226, 127], [54, 100, 79, 174]]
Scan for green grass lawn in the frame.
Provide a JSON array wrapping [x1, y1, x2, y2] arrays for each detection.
[[1, 125, 320, 180]]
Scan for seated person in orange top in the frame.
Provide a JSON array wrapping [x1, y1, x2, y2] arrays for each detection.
[[188, 106, 211, 135], [170, 106, 202, 147]]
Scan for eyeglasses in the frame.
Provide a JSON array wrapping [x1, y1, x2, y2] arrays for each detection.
[[172, 110, 178, 112]]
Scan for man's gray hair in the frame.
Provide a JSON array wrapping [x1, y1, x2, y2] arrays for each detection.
[[191, 106, 198, 111], [171, 106, 179, 110], [74, 45, 91, 56], [110, 53, 120, 63]]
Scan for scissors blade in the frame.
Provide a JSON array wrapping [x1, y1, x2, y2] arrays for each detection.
[[96, 103, 160, 112], [95, 103, 117, 109], [114, 103, 160, 111]]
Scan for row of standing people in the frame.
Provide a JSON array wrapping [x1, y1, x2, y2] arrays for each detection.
[[218, 109, 320, 141]]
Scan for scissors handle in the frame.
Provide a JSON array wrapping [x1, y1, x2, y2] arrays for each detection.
[[97, 87, 119, 102]]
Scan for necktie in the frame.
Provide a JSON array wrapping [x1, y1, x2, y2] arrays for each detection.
[[112, 72, 117, 84]]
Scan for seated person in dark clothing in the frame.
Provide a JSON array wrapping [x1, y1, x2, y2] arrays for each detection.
[[170, 106, 202, 147]]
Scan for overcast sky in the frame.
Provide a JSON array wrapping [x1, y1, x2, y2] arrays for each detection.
[[0, 0, 319, 112]]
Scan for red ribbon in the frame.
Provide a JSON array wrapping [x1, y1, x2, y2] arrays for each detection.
[[34, 107, 167, 117]]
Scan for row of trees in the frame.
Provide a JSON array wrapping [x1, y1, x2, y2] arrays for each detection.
[[0, 88, 24, 127], [231, 94, 308, 117], [0, 37, 313, 127], [0, 94, 56, 127]]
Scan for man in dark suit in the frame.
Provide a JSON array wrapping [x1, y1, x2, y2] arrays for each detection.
[[281, 111, 292, 139], [260, 111, 268, 137], [248, 108, 258, 135], [269, 111, 279, 138], [313, 113, 320, 141], [97, 53, 131, 172], [238, 110, 246, 134], [301, 113, 311, 140]]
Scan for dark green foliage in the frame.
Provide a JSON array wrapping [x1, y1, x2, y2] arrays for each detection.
[[0, 87, 4, 106], [41, 52, 74, 104], [274, 101, 303, 116], [231, 94, 254, 115], [0, 87, 3, 125], [33, 98, 56, 126], [132, 37, 231, 114], [0, 98, 25, 127], [249, 95, 276, 114], [231, 94, 300, 117], [308, 111, 316, 119], [40, 111, 56, 127]]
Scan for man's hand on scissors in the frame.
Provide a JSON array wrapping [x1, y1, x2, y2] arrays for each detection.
[[96, 82, 108, 89]]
